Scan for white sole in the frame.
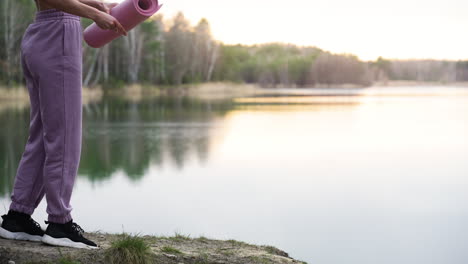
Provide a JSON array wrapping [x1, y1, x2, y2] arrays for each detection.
[[42, 234, 99, 249], [0, 226, 43, 242]]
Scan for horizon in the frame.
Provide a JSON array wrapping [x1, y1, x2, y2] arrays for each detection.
[[116, 0, 467, 61]]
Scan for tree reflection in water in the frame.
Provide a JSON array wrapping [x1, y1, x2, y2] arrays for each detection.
[[0, 95, 234, 196]]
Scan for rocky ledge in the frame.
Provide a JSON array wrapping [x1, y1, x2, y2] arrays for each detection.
[[0, 232, 307, 264]]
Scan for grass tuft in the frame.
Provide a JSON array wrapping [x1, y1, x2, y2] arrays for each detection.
[[227, 239, 248, 247], [262, 245, 289, 257], [161, 246, 183, 254], [196, 235, 209, 243], [170, 231, 191, 241], [104, 232, 153, 264]]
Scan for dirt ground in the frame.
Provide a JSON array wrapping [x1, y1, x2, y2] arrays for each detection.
[[0, 231, 307, 264]]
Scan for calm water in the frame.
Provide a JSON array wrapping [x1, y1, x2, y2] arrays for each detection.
[[1, 86, 468, 264]]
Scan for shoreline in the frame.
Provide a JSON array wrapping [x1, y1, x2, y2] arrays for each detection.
[[0, 231, 306, 264], [1, 81, 468, 103]]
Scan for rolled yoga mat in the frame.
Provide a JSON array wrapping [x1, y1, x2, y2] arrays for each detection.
[[83, 0, 163, 48]]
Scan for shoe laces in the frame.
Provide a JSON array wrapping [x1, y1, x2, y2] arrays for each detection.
[[70, 222, 85, 237], [27, 217, 42, 231], [44, 220, 85, 237]]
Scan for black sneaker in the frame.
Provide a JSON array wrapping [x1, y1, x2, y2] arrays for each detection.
[[0, 210, 44, 242], [42, 220, 99, 249]]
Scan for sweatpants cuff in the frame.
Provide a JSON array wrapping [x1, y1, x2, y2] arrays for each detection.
[[9, 201, 35, 215], [48, 213, 72, 224]]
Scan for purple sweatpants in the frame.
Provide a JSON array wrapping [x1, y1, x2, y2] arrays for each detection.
[[9, 9, 83, 224]]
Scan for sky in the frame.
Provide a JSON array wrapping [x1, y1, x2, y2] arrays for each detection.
[[115, 0, 467, 61]]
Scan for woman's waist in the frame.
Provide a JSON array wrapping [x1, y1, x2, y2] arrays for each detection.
[[34, 8, 80, 23]]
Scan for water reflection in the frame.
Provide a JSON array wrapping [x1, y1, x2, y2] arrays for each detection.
[[0, 94, 237, 193], [0, 105, 30, 196], [3, 86, 467, 194], [1, 90, 368, 193], [80, 95, 235, 182]]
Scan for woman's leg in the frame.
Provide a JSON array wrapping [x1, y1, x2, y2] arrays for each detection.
[[38, 20, 83, 224], [2, 34, 47, 242], [9, 47, 47, 215], [2, 10, 94, 248], [35, 12, 97, 250], [16, 11, 83, 224]]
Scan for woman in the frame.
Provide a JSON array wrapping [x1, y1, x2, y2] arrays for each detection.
[[0, 0, 127, 249]]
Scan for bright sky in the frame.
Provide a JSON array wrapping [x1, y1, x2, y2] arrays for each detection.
[[115, 0, 468, 61]]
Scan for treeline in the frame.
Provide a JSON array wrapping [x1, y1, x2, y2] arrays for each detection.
[[0, 0, 36, 86], [1, 0, 468, 89], [373, 58, 468, 83]]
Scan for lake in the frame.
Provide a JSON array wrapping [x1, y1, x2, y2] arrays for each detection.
[[1, 86, 467, 264]]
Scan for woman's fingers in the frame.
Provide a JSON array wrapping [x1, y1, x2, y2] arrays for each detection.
[[96, 16, 127, 36], [114, 21, 127, 36], [97, 2, 110, 14]]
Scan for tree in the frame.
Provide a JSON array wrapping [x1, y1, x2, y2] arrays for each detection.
[[164, 12, 193, 85], [0, 0, 35, 86]]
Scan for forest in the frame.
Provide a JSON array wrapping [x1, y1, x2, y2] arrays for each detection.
[[1, 0, 468, 89]]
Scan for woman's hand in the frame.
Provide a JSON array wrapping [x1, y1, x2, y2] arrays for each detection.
[[93, 1, 118, 14], [92, 11, 127, 36]]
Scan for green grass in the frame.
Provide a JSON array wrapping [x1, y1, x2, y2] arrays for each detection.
[[227, 239, 248, 247], [217, 248, 235, 256], [160, 246, 183, 254], [149, 231, 193, 242], [168, 231, 191, 242], [264, 245, 276, 254], [104, 233, 153, 264], [262, 245, 290, 257], [196, 235, 210, 243]]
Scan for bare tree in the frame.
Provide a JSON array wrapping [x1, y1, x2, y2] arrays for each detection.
[[0, 0, 34, 86], [124, 26, 144, 83]]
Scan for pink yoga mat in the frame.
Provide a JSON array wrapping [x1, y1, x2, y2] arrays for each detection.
[[83, 0, 162, 48]]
